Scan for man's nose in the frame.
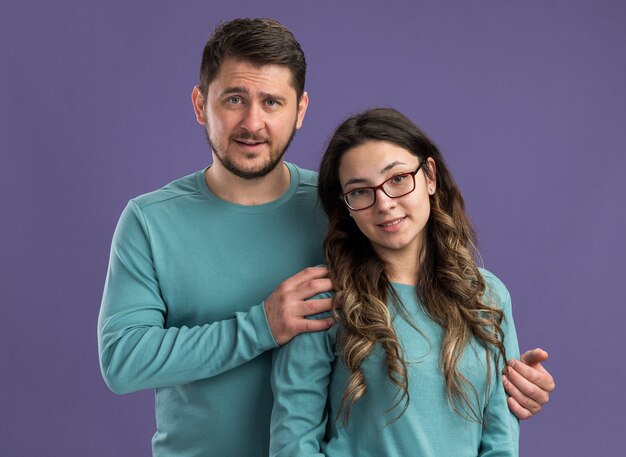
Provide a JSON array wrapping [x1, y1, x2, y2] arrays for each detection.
[[240, 104, 265, 132]]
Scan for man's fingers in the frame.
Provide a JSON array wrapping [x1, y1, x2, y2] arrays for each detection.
[[507, 359, 543, 386], [520, 348, 549, 366], [502, 374, 542, 418], [276, 267, 332, 301], [266, 296, 334, 345], [297, 278, 334, 301], [503, 387, 534, 420], [504, 363, 550, 406], [301, 297, 333, 317], [276, 315, 335, 345], [283, 266, 330, 288], [508, 358, 555, 393], [265, 267, 334, 345], [300, 317, 335, 334]]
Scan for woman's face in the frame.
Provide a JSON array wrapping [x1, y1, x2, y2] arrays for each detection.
[[338, 140, 436, 265]]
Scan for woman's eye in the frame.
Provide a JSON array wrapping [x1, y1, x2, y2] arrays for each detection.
[[391, 174, 407, 184]]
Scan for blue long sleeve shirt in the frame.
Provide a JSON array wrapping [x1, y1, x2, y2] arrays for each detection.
[[98, 163, 327, 456], [270, 270, 520, 457]]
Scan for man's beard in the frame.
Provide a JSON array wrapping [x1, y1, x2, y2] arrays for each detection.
[[205, 123, 297, 180]]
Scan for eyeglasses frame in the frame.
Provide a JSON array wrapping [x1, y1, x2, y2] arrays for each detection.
[[341, 159, 428, 211]]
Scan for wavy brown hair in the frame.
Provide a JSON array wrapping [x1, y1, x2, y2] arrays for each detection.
[[318, 108, 507, 423]]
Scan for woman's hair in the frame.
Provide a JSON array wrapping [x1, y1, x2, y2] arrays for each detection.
[[318, 107, 507, 423]]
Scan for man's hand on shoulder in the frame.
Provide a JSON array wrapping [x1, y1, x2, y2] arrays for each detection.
[[264, 266, 334, 345]]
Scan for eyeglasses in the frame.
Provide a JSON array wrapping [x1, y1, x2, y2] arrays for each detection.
[[342, 160, 427, 211]]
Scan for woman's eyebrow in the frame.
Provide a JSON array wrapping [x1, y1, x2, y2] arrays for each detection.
[[380, 161, 408, 173], [344, 161, 409, 187]]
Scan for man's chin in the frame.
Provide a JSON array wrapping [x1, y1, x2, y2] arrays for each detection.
[[224, 159, 282, 180]]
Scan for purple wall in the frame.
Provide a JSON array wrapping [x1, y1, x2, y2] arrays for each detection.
[[2, 1, 624, 455]]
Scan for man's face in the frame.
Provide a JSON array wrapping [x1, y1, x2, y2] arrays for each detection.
[[193, 58, 308, 179]]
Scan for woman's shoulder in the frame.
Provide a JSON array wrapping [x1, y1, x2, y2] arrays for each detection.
[[478, 267, 507, 289], [478, 268, 512, 311]]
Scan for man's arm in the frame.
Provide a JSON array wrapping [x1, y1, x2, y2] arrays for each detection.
[[98, 202, 333, 394], [502, 348, 555, 419]]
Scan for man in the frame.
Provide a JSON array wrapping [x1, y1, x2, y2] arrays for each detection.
[[98, 18, 554, 456]]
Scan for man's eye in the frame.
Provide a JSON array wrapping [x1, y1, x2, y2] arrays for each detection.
[[266, 99, 279, 107], [227, 97, 242, 104]]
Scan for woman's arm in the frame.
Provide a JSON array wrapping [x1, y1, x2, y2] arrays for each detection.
[[479, 274, 521, 457], [270, 311, 335, 457]]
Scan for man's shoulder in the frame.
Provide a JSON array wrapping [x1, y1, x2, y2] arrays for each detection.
[[288, 163, 319, 188], [130, 169, 204, 210]]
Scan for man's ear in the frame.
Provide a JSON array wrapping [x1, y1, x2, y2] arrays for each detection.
[[192, 86, 206, 124], [295, 91, 309, 130]]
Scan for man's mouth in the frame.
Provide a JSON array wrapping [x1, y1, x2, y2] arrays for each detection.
[[234, 139, 265, 145]]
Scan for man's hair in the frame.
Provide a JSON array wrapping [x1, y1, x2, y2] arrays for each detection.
[[199, 18, 307, 99]]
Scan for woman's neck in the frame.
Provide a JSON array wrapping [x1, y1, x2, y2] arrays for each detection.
[[379, 252, 420, 285], [386, 266, 418, 285]]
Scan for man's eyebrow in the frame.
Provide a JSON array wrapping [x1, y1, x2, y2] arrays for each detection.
[[344, 161, 409, 187], [220, 86, 249, 96], [219, 87, 287, 102], [261, 92, 287, 102]]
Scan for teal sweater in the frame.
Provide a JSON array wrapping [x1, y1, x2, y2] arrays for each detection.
[[270, 270, 520, 456], [98, 163, 327, 456]]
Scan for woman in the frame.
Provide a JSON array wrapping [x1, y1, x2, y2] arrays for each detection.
[[270, 108, 519, 456]]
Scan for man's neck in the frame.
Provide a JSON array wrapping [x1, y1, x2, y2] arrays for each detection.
[[204, 161, 291, 206]]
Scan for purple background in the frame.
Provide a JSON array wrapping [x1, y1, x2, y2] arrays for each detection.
[[2, 0, 624, 455]]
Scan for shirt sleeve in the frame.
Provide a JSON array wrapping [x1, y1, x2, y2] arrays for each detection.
[[479, 281, 521, 457], [270, 309, 335, 457], [97, 201, 278, 394]]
